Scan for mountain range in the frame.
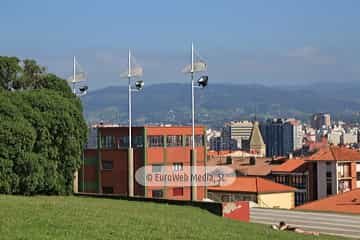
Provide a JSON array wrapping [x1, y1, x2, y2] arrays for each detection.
[[82, 82, 360, 128]]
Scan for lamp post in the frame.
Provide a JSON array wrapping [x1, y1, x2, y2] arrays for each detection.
[[122, 49, 144, 197], [184, 43, 208, 201], [69, 56, 89, 193]]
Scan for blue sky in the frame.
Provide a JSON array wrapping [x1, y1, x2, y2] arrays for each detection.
[[1, 0, 359, 89]]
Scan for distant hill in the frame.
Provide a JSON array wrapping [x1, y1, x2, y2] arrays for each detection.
[[82, 83, 360, 128]]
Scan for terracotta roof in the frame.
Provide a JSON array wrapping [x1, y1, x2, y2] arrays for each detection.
[[208, 177, 296, 194], [271, 158, 306, 173], [305, 145, 360, 161], [296, 189, 360, 214], [207, 156, 282, 177]]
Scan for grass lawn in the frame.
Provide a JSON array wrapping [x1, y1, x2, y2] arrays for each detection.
[[0, 195, 347, 240]]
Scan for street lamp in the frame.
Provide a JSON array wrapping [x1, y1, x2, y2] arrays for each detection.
[[69, 56, 88, 97], [183, 43, 208, 201], [68, 56, 89, 193], [121, 49, 144, 197]]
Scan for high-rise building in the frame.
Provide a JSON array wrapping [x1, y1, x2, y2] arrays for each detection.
[[311, 113, 331, 129], [260, 118, 296, 157], [287, 119, 304, 151], [222, 121, 253, 150]]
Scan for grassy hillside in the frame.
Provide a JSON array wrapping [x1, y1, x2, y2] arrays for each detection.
[[0, 195, 344, 240]]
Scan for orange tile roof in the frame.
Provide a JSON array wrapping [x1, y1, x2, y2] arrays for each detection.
[[296, 189, 360, 214], [271, 158, 306, 173], [305, 145, 360, 161], [208, 177, 296, 194], [207, 157, 279, 177]]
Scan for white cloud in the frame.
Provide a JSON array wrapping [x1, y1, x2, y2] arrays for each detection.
[[286, 46, 336, 65]]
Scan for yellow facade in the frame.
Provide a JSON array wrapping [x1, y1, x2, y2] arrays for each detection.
[[257, 192, 294, 209]]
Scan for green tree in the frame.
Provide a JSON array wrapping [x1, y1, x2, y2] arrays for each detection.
[[0, 56, 21, 89], [0, 56, 87, 195]]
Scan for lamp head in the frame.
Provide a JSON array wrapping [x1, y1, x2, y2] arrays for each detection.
[[197, 75, 208, 88], [135, 80, 144, 90], [79, 85, 88, 93]]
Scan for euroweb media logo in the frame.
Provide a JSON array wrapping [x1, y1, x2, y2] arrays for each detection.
[[135, 166, 236, 187]]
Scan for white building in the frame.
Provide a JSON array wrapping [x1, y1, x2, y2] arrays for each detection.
[[222, 121, 253, 150]]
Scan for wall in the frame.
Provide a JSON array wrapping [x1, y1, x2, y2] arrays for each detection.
[[356, 162, 360, 188], [257, 192, 295, 209], [207, 191, 257, 202], [222, 201, 249, 222], [75, 193, 223, 216], [146, 126, 206, 201], [317, 161, 328, 200]]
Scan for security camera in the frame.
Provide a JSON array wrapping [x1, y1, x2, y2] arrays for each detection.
[[197, 75, 208, 88], [79, 85, 88, 93], [135, 80, 144, 90]]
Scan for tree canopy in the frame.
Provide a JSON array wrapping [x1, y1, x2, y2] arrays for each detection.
[[0, 56, 87, 195]]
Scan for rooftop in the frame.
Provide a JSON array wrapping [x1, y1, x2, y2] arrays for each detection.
[[208, 176, 296, 194], [305, 145, 360, 161], [296, 189, 360, 214], [271, 158, 306, 173], [207, 156, 281, 176]]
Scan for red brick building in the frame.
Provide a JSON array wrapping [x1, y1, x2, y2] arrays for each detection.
[[80, 124, 207, 200]]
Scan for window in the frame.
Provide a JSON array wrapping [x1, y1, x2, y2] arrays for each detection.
[[326, 182, 332, 196], [117, 136, 144, 148], [152, 190, 163, 198], [173, 187, 183, 196], [102, 160, 113, 170], [221, 195, 230, 202], [148, 136, 164, 147], [338, 163, 351, 178], [152, 164, 163, 173], [102, 187, 113, 194], [184, 135, 204, 147], [101, 136, 116, 149], [167, 135, 182, 147], [295, 192, 307, 206], [173, 163, 183, 172], [132, 136, 144, 148], [292, 175, 306, 189], [118, 136, 128, 148], [357, 172, 360, 181], [339, 180, 351, 193]]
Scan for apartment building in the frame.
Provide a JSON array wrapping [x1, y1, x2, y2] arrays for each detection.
[[81, 124, 207, 201], [271, 158, 317, 206], [305, 146, 360, 200]]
